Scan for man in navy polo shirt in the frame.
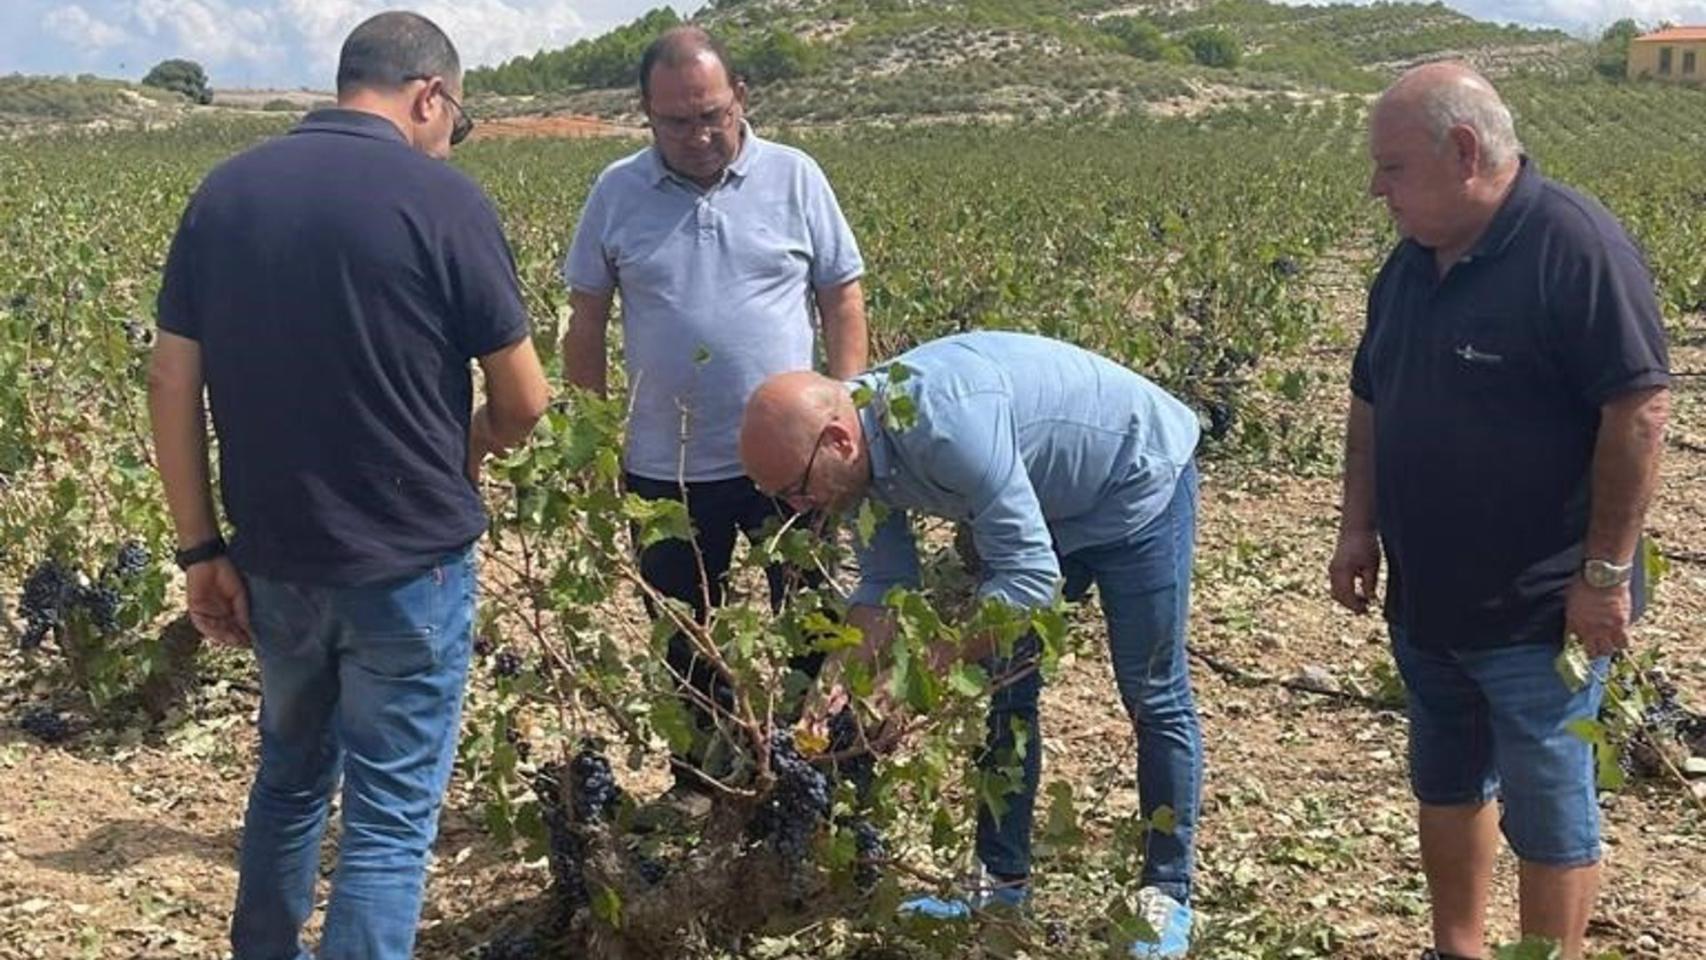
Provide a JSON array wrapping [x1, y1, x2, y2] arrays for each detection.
[[148, 12, 548, 959], [560, 26, 867, 794], [1330, 63, 1669, 960]]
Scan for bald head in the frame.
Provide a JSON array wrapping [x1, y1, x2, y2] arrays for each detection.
[[1375, 61, 1521, 172], [740, 371, 867, 513], [640, 25, 735, 98]]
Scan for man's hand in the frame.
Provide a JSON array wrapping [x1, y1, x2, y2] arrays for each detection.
[[1565, 577, 1631, 658], [187, 556, 251, 647], [1329, 527, 1382, 614]]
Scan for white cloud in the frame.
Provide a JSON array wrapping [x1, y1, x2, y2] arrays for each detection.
[[276, 0, 594, 82], [41, 4, 132, 51], [128, 0, 281, 65]]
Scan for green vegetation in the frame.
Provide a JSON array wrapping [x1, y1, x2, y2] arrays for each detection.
[[1595, 18, 1641, 78], [3, 49, 1703, 959], [141, 58, 213, 105], [0, 75, 176, 126]]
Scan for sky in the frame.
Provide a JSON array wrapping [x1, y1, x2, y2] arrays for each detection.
[[1, 0, 1702, 90]]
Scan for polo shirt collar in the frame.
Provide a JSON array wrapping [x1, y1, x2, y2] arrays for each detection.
[[1466, 155, 1540, 261], [1395, 155, 1541, 271], [857, 396, 896, 485], [648, 121, 761, 187], [291, 108, 409, 145]]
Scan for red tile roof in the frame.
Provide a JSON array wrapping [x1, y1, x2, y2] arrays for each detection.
[[1632, 27, 1706, 43]]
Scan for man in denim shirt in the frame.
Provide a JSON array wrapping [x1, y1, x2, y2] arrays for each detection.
[[740, 331, 1201, 957]]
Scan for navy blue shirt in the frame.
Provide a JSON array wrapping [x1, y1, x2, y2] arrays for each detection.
[[157, 110, 530, 585], [1352, 159, 1670, 650]]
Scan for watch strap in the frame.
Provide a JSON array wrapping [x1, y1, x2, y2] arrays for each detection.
[[174, 536, 227, 571]]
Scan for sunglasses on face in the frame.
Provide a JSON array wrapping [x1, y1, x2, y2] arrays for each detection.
[[405, 75, 475, 146], [772, 424, 832, 503]]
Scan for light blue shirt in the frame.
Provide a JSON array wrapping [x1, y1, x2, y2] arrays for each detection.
[[850, 332, 1201, 611], [563, 126, 865, 481]]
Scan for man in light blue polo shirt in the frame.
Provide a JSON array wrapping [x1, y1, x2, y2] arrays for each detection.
[[739, 332, 1203, 958], [560, 26, 867, 796]]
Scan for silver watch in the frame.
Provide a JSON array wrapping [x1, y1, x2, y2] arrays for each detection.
[[1581, 558, 1634, 589]]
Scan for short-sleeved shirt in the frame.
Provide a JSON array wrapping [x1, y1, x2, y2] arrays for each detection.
[[563, 125, 864, 483], [157, 109, 531, 586], [849, 332, 1202, 611], [1351, 158, 1670, 650]]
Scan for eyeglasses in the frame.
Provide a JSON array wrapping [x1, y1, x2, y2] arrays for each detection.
[[772, 424, 832, 503], [443, 90, 474, 146], [405, 75, 475, 146], [649, 100, 738, 139]]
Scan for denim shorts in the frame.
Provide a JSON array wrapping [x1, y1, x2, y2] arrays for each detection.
[[1390, 628, 1606, 867]]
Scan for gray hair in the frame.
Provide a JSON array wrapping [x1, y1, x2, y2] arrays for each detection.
[[337, 11, 460, 96], [1416, 73, 1522, 170]]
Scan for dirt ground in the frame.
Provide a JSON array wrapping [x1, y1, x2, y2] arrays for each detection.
[[468, 114, 642, 142], [2, 298, 1702, 956]]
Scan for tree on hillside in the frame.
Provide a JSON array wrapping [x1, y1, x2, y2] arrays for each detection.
[[1102, 17, 1187, 63], [1595, 19, 1642, 79], [1183, 28, 1242, 69], [733, 30, 826, 85], [466, 7, 682, 95], [141, 59, 212, 104]]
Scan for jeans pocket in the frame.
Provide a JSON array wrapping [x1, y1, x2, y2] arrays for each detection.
[[334, 564, 453, 677]]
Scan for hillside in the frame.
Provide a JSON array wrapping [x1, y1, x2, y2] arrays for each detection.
[[465, 0, 1581, 123], [0, 75, 186, 135]]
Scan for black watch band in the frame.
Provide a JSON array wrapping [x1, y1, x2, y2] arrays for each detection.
[[174, 536, 227, 571]]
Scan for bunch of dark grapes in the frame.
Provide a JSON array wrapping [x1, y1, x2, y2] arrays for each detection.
[[78, 582, 122, 634], [1615, 669, 1703, 778], [762, 730, 830, 866], [635, 856, 669, 886], [18, 560, 70, 650], [850, 817, 885, 891], [532, 763, 589, 912], [477, 931, 539, 960], [18, 705, 70, 744], [570, 745, 621, 823], [505, 725, 532, 763], [827, 707, 875, 804], [492, 649, 523, 679], [473, 635, 492, 658], [109, 541, 148, 580]]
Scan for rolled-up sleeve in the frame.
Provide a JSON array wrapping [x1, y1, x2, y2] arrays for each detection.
[[849, 505, 921, 607], [923, 391, 1059, 610]]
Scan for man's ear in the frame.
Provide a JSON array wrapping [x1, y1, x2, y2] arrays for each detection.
[[1448, 124, 1480, 180], [825, 418, 858, 457], [409, 79, 438, 125], [733, 79, 749, 109]]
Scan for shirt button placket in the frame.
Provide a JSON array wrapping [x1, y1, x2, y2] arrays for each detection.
[[696, 196, 716, 241]]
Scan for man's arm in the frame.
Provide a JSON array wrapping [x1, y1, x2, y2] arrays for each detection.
[[1568, 386, 1669, 656], [1329, 396, 1381, 614], [561, 288, 614, 396], [147, 331, 249, 646], [815, 279, 867, 379], [472, 336, 551, 477]]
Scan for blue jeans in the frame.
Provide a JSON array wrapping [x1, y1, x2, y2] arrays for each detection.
[[1391, 629, 1606, 866], [976, 463, 1203, 904], [231, 546, 476, 960]]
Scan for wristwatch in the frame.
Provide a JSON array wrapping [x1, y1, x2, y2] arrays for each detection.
[[1581, 557, 1634, 589], [174, 536, 227, 571]]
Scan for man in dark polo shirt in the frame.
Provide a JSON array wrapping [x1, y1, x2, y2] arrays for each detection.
[[147, 12, 548, 960], [1330, 63, 1669, 960]]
